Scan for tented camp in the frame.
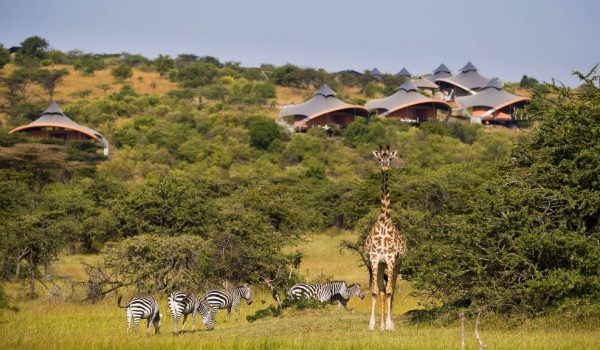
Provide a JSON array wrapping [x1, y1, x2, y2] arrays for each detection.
[[279, 84, 369, 131], [395, 67, 439, 96], [435, 62, 490, 97], [427, 63, 452, 83], [455, 78, 529, 124], [364, 80, 451, 123], [9, 102, 109, 155]]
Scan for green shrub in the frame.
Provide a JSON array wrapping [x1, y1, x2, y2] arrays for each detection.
[[248, 117, 283, 150]]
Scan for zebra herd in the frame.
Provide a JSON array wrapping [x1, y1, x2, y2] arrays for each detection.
[[118, 281, 363, 335], [117, 284, 252, 335]]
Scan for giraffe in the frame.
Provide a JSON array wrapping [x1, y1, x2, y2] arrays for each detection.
[[364, 145, 407, 331]]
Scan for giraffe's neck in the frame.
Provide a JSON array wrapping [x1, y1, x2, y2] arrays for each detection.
[[379, 170, 391, 220]]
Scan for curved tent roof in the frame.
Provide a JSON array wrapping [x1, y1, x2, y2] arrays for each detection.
[[435, 62, 490, 94], [365, 80, 451, 114], [279, 84, 368, 122], [455, 78, 529, 112], [427, 63, 452, 82], [10, 102, 108, 148], [395, 68, 412, 78], [412, 77, 439, 90]]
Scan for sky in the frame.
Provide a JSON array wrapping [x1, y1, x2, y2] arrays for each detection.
[[1, 0, 599, 86]]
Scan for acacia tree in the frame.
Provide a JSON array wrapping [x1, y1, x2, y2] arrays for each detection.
[[402, 67, 600, 315], [34, 68, 69, 100], [0, 144, 68, 297]]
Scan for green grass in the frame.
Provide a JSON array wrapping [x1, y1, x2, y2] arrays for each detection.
[[1, 233, 600, 349]]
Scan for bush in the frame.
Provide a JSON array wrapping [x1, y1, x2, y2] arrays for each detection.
[[248, 117, 283, 150], [111, 64, 133, 81]]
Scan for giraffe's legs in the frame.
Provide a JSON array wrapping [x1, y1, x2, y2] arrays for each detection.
[[379, 291, 386, 331], [385, 259, 397, 331], [369, 294, 377, 331], [368, 259, 380, 331]]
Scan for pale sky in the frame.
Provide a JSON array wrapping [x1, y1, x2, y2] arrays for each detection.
[[1, 0, 599, 86]]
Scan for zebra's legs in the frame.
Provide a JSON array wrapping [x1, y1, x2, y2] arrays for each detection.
[[234, 306, 240, 320], [181, 314, 188, 333], [173, 315, 178, 334], [227, 307, 231, 321], [126, 312, 132, 335], [191, 310, 196, 331], [132, 317, 140, 334], [146, 318, 152, 335]]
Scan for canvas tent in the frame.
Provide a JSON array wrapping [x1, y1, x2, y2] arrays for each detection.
[[364, 80, 451, 123], [427, 63, 452, 82], [369, 68, 382, 76], [395, 68, 412, 78], [10, 102, 109, 155], [455, 78, 529, 122], [279, 84, 369, 131], [435, 62, 490, 97]]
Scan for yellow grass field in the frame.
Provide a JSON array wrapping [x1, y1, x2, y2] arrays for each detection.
[[1, 232, 599, 349], [0, 64, 177, 101]]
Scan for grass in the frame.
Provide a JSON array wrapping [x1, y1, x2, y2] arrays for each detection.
[[0, 64, 177, 100], [1, 233, 600, 349]]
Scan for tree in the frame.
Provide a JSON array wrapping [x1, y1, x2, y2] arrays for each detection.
[[20, 36, 49, 58], [0, 44, 10, 69], [248, 116, 283, 150], [15, 36, 49, 65], [153, 54, 174, 77], [33, 68, 69, 100], [403, 67, 600, 315], [111, 64, 133, 81], [104, 234, 214, 292]]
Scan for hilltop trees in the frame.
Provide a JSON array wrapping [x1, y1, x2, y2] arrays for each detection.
[[33, 68, 69, 100], [154, 54, 174, 77]]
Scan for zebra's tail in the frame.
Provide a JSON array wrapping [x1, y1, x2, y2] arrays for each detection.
[[117, 295, 127, 308]]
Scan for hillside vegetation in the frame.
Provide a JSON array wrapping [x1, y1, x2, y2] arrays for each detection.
[[0, 37, 599, 349]]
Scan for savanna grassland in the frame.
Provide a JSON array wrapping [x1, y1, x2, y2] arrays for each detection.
[[2, 233, 600, 350], [1, 38, 600, 350]]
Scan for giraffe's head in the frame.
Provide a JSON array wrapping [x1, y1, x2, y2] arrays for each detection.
[[372, 145, 397, 171]]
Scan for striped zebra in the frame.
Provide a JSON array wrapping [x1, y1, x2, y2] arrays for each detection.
[[117, 295, 161, 335], [168, 291, 216, 333], [289, 281, 349, 303], [288, 283, 314, 299], [204, 284, 252, 320], [330, 283, 365, 311]]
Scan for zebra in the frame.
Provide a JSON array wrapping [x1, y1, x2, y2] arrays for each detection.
[[204, 284, 252, 320], [288, 283, 315, 299], [117, 295, 161, 335], [168, 291, 216, 333], [330, 283, 365, 311], [288, 281, 349, 303]]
